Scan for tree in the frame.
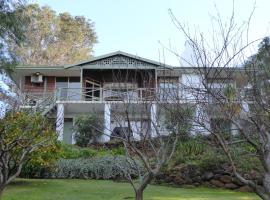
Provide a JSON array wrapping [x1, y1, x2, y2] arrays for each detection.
[[85, 69, 193, 200], [0, 111, 57, 199], [8, 3, 97, 65], [0, 0, 27, 71], [0, 0, 28, 118], [168, 5, 270, 200], [109, 102, 192, 200]]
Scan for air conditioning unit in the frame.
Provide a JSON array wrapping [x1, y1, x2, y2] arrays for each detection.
[[31, 73, 43, 83]]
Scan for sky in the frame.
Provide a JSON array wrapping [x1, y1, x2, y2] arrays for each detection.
[[32, 0, 270, 66]]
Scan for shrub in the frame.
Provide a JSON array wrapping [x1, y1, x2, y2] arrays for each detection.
[[51, 156, 144, 179], [74, 114, 104, 146], [59, 144, 98, 159], [167, 138, 227, 171], [20, 144, 127, 178], [175, 139, 205, 157]]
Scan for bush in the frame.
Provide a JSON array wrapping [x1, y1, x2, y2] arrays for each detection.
[[51, 156, 144, 179], [20, 144, 127, 178], [167, 138, 227, 171], [59, 144, 98, 159], [74, 114, 104, 146], [166, 136, 262, 173]]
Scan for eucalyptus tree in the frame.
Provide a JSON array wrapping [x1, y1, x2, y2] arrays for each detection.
[[8, 4, 98, 65]]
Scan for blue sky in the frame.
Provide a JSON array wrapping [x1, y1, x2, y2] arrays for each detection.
[[32, 0, 270, 66]]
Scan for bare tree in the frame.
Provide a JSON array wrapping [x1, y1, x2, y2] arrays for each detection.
[[168, 4, 270, 200], [90, 69, 193, 200]]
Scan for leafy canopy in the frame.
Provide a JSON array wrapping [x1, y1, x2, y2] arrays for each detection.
[[8, 3, 98, 65], [0, 0, 27, 71], [0, 111, 58, 189]]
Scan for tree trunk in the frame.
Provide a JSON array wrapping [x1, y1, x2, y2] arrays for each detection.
[[262, 173, 270, 200], [135, 189, 143, 200], [134, 173, 154, 200]]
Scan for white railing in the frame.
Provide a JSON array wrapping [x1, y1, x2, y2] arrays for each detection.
[[55, 87, 206, 103], [56, 87, 156, 102], [20, 86, 247, 105]]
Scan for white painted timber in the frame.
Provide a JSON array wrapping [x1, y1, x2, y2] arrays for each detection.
[[56, 103, 64, 140], [102, 103, 111, 142], [181, 74, 203, 100], [191, 104, 211, 135], [150, 103, 158, 137]]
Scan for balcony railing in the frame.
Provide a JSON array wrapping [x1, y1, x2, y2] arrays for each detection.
[[21, 86, 248, 106], [20, 86, 210, 105], [56, 87, 157, 102]]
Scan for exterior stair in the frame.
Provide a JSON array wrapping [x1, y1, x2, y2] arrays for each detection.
[[20, 91, 57, 116]]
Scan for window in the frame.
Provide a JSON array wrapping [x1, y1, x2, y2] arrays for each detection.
[[56, 77, 81, 100], [159, 78, 179, 101], [68, 78, 81, 100]]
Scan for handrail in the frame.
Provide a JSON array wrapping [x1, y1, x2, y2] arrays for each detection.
[[20, 91, 57, 115], [20, 86, 248, 105], [56, 87, 156, 102]]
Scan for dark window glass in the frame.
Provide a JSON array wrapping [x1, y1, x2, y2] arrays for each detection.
[[56, 77, 68, 82], [69, 77, 80, 82]]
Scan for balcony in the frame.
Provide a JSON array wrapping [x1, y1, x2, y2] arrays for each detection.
[[20, 86, 222, 110], [56, 87, 156, 102]]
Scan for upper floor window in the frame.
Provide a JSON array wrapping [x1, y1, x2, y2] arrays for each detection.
[[56, 77, 80, 100], [158, 78, 179, 101]]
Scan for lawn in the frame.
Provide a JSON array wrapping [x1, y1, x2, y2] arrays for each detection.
[[3, 179, 259, 200]]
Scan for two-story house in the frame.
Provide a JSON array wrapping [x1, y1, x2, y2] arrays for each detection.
[[11, 51, 246, 144]]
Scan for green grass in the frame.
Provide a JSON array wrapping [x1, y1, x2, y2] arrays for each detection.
[[3, 179, 259, 200]]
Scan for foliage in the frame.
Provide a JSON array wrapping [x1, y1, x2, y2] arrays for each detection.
[[165, 106, 193, 140], [0, 111, 57, 193], [74, 114, 104, 147], [20, 141, 60, 178], [0, 0, 27, 71], [229, 142, 263, 173], [52, 156, 144, 180], [167, 137, 260, 173], [20, 143, 126, 178], [58, 144, 98, 159], [223, 85, 236, 101], [8, 3, 97, 65]]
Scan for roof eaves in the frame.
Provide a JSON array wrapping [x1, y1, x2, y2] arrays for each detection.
[[64, 51, 173, 69]]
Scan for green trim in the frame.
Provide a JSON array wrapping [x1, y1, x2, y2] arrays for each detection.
[[64, 51, 172, 69], [81, 65, 158, 70], [15, 65, 65, 70]]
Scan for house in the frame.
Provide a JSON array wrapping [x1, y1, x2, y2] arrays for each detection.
[[11, 51, 247, 144]]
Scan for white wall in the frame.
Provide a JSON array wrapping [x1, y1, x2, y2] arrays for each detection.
[[181, 74, 203, 100]]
